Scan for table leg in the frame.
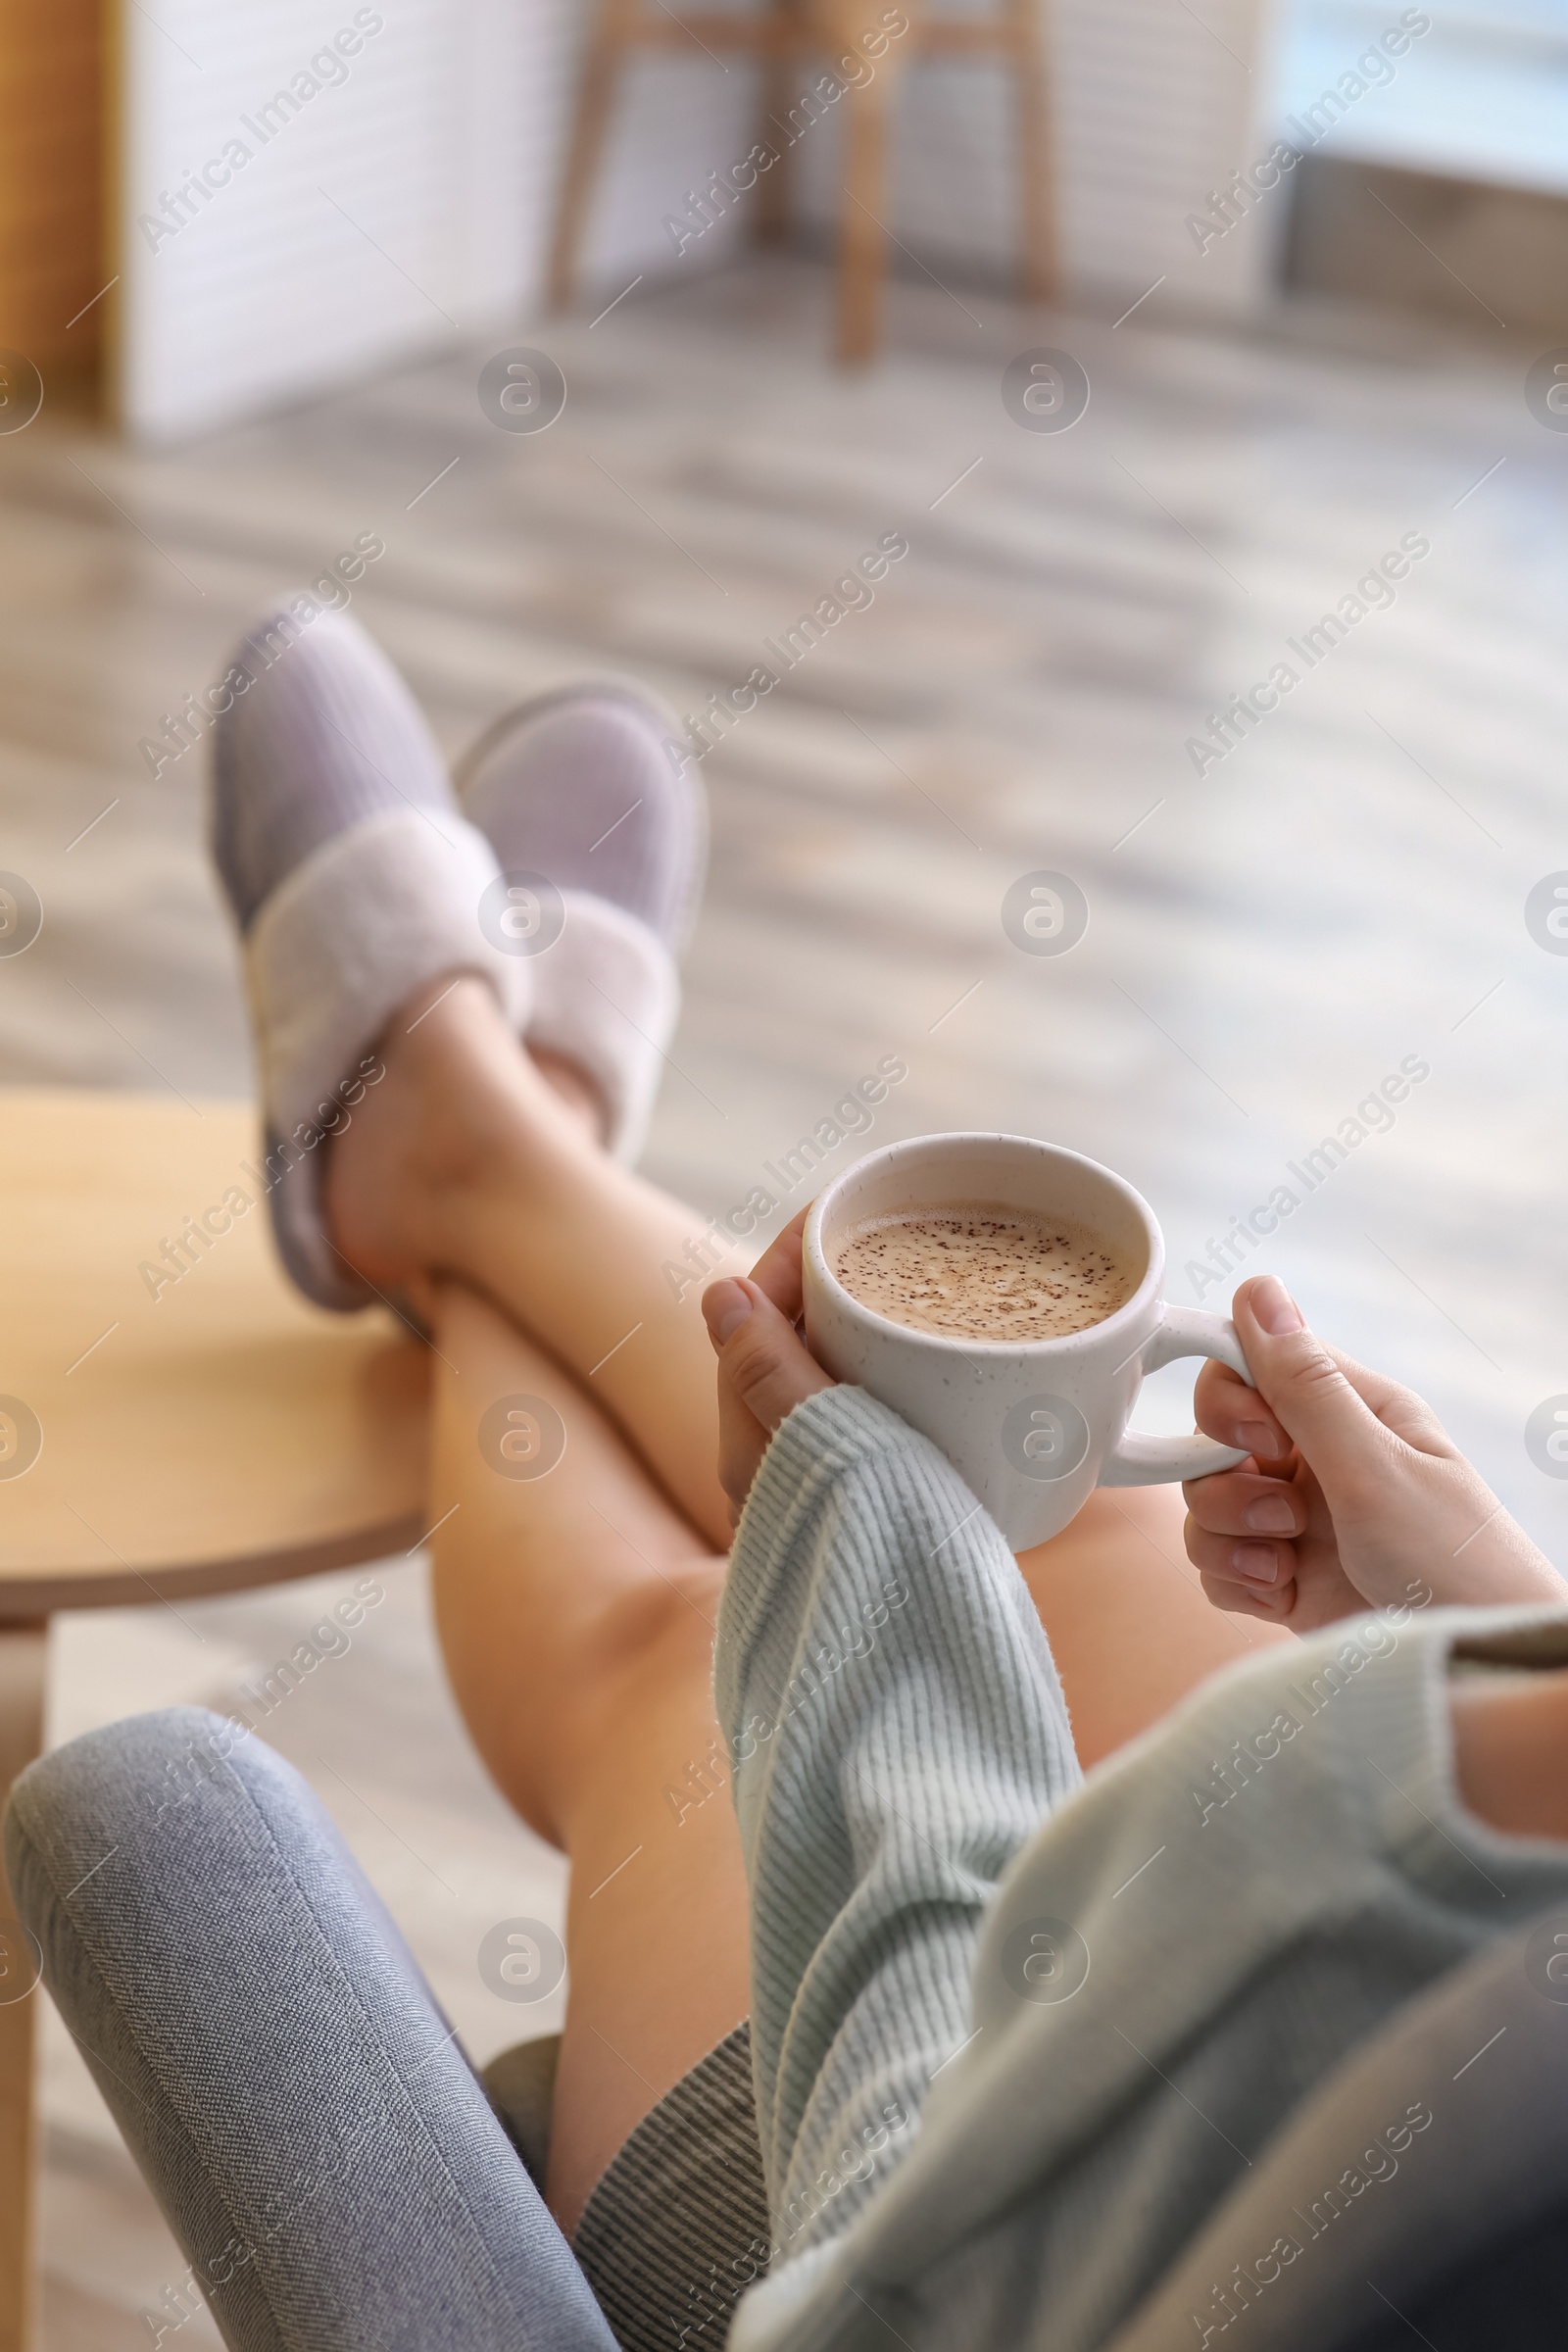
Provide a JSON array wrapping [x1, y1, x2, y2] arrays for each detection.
[[0, 1623, 48, 2352]]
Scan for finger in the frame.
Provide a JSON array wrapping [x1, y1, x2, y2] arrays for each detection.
[[1199, 1565, 1298, 1620], [702, 1276, 832, 1435], [1313, 1344, 1455, 1458], [1184, 1516, 1295, 1594], [745, 1207, 810, 1324], [1192, 1357, 1291, 1464], [1180, 1465, 1307, 1543], [1229, 1277, 1401, 1489]]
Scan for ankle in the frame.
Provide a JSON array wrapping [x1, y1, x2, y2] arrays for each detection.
[[324, 973, 551, 1290], [529, 1047, 609, 1150], [324, 967, 620, 1300], [380, 975, 534, 1176]]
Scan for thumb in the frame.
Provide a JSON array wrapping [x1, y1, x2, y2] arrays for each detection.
[[702, 1277, 832, 1433], [1232, 1275, 1392, 1490]]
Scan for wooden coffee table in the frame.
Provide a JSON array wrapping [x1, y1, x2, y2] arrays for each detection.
[[0, 1092, 429, 2351]]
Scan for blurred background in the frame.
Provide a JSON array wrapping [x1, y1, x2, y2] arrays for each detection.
[[3, 0, 1568, 2336]]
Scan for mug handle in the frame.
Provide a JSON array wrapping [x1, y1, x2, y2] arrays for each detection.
[[1098, 1306, 1256, 1489]]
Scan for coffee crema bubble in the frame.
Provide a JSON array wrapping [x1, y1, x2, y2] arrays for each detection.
[[833, 1205, 1135, 1343]]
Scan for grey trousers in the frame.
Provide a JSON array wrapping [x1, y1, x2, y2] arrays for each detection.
[[4, 1706, 616, 2351]]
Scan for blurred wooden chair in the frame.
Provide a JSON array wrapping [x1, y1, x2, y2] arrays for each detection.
[[549, 0, 1058, 365]]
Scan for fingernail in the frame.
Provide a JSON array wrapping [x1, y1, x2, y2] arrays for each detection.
[[703, 1280, 753, 1348], [1245, 1493, 1296, 1535], [1250, 1276, 1303, 1337], [1234, 1420, 1286, 1461], [1233, 1543, 1278, 1583]]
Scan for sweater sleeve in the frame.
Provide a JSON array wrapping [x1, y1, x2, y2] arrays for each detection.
[[713, 1384, 1082, 2265]]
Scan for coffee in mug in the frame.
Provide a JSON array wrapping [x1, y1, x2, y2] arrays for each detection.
[[833, 1205, 1136, 1343]]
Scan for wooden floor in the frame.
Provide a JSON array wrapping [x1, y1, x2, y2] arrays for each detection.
[[4, 251, 1568, 2339]]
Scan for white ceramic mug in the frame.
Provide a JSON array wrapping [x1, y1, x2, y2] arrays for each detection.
[[802, 1132, 1253, 1550]]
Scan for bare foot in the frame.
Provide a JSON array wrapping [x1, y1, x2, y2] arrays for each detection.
[[323, 973, 606, 1311]]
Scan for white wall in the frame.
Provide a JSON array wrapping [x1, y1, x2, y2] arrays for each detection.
[[116, 0, 1282, 443], [115, 0, 752, 442]]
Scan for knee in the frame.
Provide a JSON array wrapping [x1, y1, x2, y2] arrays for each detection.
[[577, 1554, 728, 1697], [476, 1557, 727, 1834]]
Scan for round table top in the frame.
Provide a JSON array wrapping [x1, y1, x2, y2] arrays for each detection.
[[0, 1091, 428, 1616]]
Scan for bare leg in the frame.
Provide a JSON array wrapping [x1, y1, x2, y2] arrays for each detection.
[[425, 1277, 747, 2236], [1018, 1486, 1293, 1772], [325, 975, 752, 1551], [1451, 1666, 1568, 1840]]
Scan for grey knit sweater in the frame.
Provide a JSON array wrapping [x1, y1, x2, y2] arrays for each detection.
[[714, 1385, 1568, 2352]]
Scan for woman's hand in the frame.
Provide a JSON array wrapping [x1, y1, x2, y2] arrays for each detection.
[[1184, 1273, 1564, 1630], [703, 1210, 835, 1528]]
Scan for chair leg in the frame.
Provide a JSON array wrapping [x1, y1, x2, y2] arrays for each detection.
[[834, 36, 900, 367], [548, 2, 630, 311], [0, 1622, 48, 2352], [1011, 0, 1060, 303]]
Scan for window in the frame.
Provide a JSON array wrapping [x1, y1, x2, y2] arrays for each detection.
[[1271, 0, 1568, 193]]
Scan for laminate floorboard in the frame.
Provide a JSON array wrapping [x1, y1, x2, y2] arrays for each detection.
[[3, 253, 1566, 2336]]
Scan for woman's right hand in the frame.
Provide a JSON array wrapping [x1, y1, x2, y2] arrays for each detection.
[[702, 1210, 835, 1529], [1184, 1274, 1565, 1631]]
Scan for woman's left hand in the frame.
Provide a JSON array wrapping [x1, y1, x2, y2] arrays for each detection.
[[703, 1209, 834, 1527], [1184, 1274, 1563, 1628]]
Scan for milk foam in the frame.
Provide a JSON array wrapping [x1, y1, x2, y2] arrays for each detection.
[[834, 1203, 1135, 1341]]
